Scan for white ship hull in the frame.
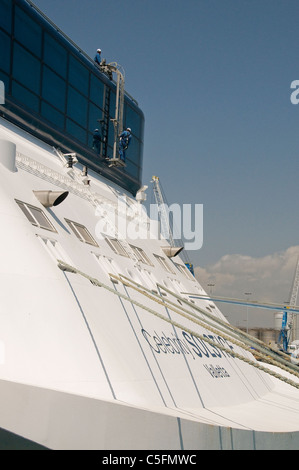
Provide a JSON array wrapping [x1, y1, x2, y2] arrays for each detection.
[[0, 375, 298, 450], [0, 117, 298, 450]]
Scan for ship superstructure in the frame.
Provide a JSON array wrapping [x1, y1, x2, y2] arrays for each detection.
[[0, 0, 298, 450]]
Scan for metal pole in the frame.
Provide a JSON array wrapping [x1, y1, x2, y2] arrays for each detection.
[[244, 292, 252, 334], [112, 71, 121, 160]]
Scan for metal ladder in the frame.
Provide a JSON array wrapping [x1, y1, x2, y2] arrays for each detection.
[[100, 86, 111, 159]]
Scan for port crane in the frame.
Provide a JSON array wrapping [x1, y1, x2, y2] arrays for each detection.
[[277, 256, 299, 352], [187, 257, 299, 353]]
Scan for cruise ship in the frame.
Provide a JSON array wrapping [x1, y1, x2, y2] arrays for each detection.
[[0, 0, 298, 450]]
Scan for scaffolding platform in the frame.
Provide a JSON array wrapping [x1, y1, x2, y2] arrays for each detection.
[[108, 158, 126, 168]]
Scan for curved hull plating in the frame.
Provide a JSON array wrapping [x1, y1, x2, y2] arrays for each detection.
[[0, 119, 298, 449]]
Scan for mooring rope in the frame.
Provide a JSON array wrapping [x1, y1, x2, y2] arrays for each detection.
[[117, 273, 298, 376], [57, 260, 299, 390]]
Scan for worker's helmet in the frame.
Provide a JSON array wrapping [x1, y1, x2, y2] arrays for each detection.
[[97, 48, 101, 52], [127, 128, 131, 132]]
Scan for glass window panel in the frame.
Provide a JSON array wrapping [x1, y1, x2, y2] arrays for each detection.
[[16, 201, 36, 224], [16, 200, 56, 232], [41, 101, 65, 128], [12, 81, 39, 112], [87, 132, 94, 149], [126, 135, 141, 166], [65, 219, 98, 246], [66, 118, 87, 143], [42, 66, 66, 112], [88, 101, 102, 133], [14, 6, 42, 58], [125, 104, 142, 139], [109, 89, 116, 118], [29, 206, 52, 229], [0, 30, 10, 74], [107, 121, 114, 148], [68, 55, 89, 96], [174, 263, 195, 280], [43, 32, 67, 78], [90, 73, 104, 108], [75, 224, 97, 245], [0, 0, 12, 33], [13, 44, 41, 94], [67, 86, 88, 127], [125, 159, 140, 180], [154, 255, 175, 274], [129, 245, 152, 265], [107, 144, 113, 159], [0, 72, 9, 95], [105, 238, 129, 257]]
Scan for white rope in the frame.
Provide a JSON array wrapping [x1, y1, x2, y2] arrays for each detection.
[[57, 260, 299, 390], [117, 273, 299, 376]]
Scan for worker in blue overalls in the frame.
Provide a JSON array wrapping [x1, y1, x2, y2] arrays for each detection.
[[94, 48, 102, 65], [119, 128, 132, 163], [92, 128, 102, 154]]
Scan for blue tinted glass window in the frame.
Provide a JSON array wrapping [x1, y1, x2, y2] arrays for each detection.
[[42, 66, 66, 112], [90, 74, 104, 108], [66, 118, 87, 143], [13, 44, 41, 94], [14, 6, 42, 58], [107, 144, 113, 158], [125, 104, 142, 140], [109, 90, 116, 117], [125, 159, 140, 179], [44, 33, 67, 78], [68, 55, 89, 96], [88, 133, 94, 149], [41, 101, 65, 128], [67, 86, 88, 127], [88, 102, 102, 133], [12, 80, 39, 112], [0, 72, 9, 95], [0, 29, 10, 74], [0, 0, 12, 33], [107, 121, 115, 149], [126, 135, 140, 166]]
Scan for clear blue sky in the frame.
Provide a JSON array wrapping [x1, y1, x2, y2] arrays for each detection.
[[32, 0, 299, 322]]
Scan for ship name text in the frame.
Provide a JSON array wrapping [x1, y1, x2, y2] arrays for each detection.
[[141, 329, 234, 361], [203, 364, 230, 378]]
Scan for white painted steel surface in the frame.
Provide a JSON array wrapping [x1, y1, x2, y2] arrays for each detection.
[[0, 117, 298, 449]]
